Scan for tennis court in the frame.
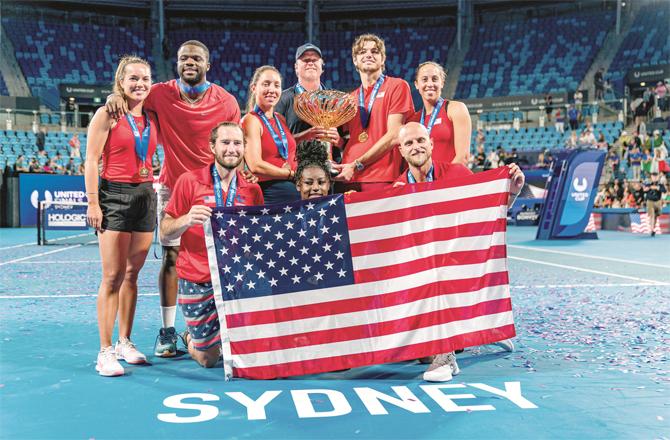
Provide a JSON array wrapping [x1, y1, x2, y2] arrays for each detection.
[[0, 226, 668, 439]]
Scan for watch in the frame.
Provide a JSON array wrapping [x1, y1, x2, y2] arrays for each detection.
[[354, 160, 365, 172]]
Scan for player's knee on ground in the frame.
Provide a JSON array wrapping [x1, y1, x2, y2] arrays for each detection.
[[191, 345, 221, 368]]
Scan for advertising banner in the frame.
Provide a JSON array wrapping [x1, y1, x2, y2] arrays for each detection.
[[19, 174, 86, 227]]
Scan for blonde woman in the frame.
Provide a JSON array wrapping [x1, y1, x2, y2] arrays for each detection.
[[85, 55, 157, 376]]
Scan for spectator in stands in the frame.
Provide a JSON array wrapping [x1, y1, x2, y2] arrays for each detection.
[[621, 184, 636, 208], [641, 147, 653, 178], [275, 44, 340, 146], [36, 126, 46, 155], [578, 129, 596, 147], [574, 90, 583, 112], [504, 147, 519, 165], [474, 144, 486, 169], [14, 155, 28, 173], [605, 147, 620, 177], [644, 172, 666, 236], [242, 65, 299, 204], [65, 157, 77, 175], [331, 33, 414, 192], [69, 133, 81, 158], [567, 104, 579, 131], [77, 162, 85, 175], [476, 129, 485, 150], [651, 130, 668, 172], [656, 81, 669, 112], [565, 130, 578, 148], [629, 144, 643, 181], [86, 55, 157, 377], [596, 131, 608, 149], [633, 97, 647, 129], [594, 67, 605, 101], [554, 108, 565, 134], [28, 158, 40, 173], [65, 97, 76, 127], [105, 40, 245, 359], [544, 94, 553, 122], [409, 61, 471, 165], [632, 180, 645, 206]]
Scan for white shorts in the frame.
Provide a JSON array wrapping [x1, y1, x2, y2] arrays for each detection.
[[157, 183, 181, 247]]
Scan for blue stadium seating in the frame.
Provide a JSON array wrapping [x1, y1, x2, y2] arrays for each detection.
[[0, 129, 87, 169], [471, 121, 625, 153], [2, 18, 153, 110], [608, 4, 670, 93], [0, 75, 8, 96], [456, 12, 614, 99]]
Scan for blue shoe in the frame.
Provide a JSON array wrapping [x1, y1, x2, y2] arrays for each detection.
[[154, 327, 178, 357]]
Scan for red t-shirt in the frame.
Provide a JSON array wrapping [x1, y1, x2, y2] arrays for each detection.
[[408, 102, 456, 164], [342, 76, 414, 183], [244, 112, 297, 182], [101, 113, 158, 183], [145, 80, 241, 189], [165, 166, 264, 283], [393, 161, 473, 185]]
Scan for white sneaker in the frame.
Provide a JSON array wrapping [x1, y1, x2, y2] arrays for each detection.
[[423, 352, 459, 382], [492, 339, 515, 352], [115, 339, 147, 364], [96, 346, 124, 377]]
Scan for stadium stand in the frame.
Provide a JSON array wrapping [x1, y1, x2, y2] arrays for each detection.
[[0, 75, 8, 96], [455, 11, 614, 99], [607, 3, 670, 93], [1, 17, 153, 110]]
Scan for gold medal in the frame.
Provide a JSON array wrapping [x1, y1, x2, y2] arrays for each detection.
[[139, 166, 150, 178], [358, 131, 369, 142]]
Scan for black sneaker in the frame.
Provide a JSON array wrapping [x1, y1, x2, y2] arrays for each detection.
[[154, 327, 178, 357]]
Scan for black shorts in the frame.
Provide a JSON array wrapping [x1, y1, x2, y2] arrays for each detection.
[[100, 179, 156, 233]]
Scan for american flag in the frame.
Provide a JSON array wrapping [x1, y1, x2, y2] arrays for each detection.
[[204, 167, 516, 380], [630, 211, 662, 234]]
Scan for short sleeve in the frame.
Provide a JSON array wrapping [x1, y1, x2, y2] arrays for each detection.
[[164, 174, 193, 219]]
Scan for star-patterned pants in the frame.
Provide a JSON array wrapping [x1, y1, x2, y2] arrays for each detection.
[[178, 279, 221, 351]]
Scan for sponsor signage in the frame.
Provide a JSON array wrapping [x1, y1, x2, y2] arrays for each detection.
[[19, 174, 86, 227], [463, 92, 568, 111], [44, 204, 88, 230], [59, 83, 113, 100], [625, 64, 670, 84]]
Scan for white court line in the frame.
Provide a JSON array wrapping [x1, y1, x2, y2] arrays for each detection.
[[508, 256, 669, 285], [9, 259, 162, 264], [0, 283, 665, 300], [508, 244, 670, 269], [0, 293, 159, 299], [0, 240, 97, 267], [0, 232, 93, 251]]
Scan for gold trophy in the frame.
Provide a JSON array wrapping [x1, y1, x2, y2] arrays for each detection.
[[293, 90, 358, 175]]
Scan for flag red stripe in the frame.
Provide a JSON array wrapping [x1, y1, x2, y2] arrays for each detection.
[[353, 244, 507, 283], [232, 324, 516, 379], [343, 167, 510, 206], [226, 271, 509, 328], [350, 218, 507, 257], [347, 192, 506, 231], [231, 298, 512, 354]]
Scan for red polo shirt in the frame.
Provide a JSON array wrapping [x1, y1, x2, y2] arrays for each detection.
[[145, 80, 241, 189], [342, 76, 414, 183], [394, 161, 473, 185], [165, 166, 264, 283]]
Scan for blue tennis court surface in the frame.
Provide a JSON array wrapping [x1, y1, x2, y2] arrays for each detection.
[[1, 227, 668, 439]]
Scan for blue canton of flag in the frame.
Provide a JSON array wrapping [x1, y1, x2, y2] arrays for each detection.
[[210, 195, 355, 299]]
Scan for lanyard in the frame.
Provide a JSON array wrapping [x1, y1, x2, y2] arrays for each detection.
[[211, 165, 238, 207], [125, 112, 150, 165], [407, 164, 434, 184], [420, 98, 444, 135], [255, 105, 288, 159], [358, 74, 385, 130], [178, 78, 211, 96]]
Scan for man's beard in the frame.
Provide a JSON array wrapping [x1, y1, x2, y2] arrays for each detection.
[[180, 69, 203, 86], [217, 155, 243, 170], [406, 153, 429, 169]]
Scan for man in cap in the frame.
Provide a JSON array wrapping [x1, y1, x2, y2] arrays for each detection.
[[275, 43, 339, 145]]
